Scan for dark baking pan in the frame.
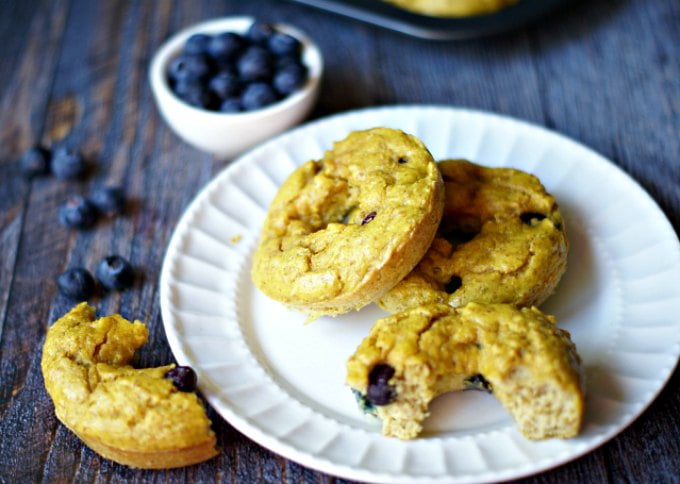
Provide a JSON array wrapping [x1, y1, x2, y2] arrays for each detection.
[[285, 0, 569, 40]]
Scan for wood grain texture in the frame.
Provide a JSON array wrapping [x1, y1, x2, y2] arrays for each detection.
[[0, 0, 678, 482]]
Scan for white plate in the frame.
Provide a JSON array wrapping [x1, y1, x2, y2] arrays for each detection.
[[160, 106, 680, 483]]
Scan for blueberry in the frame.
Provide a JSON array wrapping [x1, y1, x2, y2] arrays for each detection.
[[520, 212, 547, 225], [444, 275, 462, 294], [273, 64, 307, 96], [208, 71, 241, 99], [361, 211, 376, 225], [20, 146, 51, 178], [398, 157, 408, 164], [167, 54, 212, 83], [177, 83, 214, 109], [165, 366, 197, 392], [172, 77, 203, 97], [241, 82, 278, 111], [51, 147, 86, 180], [90, 186, 125, 214], [246, 22, 276, 45], [268, 32, 301, 58], [95, 255, 134, 290], [465, 373, 492, 393], [56, 267, 95, 300], [366, 364, 396, 406], [58, 195, 97, 229], [207, 32, 245, 62], [183, 33, 211, 55], [220, 97, 243, 113], [237, 46, 274, 82]]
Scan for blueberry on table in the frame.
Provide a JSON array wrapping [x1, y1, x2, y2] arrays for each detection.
[[90, 186, 125, 215], [220, 97, 243, 113], [241, 82, 278, 111], [208, 71, 241, 99], [20, 145, 51, 178], [58, 195, 97, 229], [51, 147, 85, 180], [96, 255, 134, 290], [366, 364, 396, 406], [56, 267, 95, 300], [165, 366, 197, 392], [273, 64, 307, 95], [268, 32, 301, 58], [183, 33, 211, 55], [237, 46, 274, 82], [207, 32, 244, 62], [246, 22, 276, 45], [167, 53, 212, 83]]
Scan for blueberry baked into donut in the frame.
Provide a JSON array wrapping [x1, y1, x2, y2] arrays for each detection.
[[251, 127, 444, 319], [346, 302, 584, 440], [41, 303, 217, 468], [378, 159, 568, 313]]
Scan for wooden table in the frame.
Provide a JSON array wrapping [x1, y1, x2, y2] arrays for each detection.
[[1, 0, 678, 481]]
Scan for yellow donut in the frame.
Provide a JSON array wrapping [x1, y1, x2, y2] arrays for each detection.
[[378, 159, 568, 313], [41, 303, 217, 469], [252, 128, 444, 318], [382, 0, 520, 17], [347, 302, 584, 440]]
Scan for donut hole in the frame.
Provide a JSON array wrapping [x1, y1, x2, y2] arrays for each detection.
[[444, 275, 462, 294], [441, 227, 478, 246], [520, 212, 547, 225]]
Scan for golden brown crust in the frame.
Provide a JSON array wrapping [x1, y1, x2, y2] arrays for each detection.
[[347, 302, 584, 440], [378, 159, 568, 313], [252, 128, 444, 318], [41, 303, 217, 469]]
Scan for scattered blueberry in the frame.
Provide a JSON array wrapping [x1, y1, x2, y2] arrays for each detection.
[[95, 255, 134, 290], [208, 71, 241, 99], [520, 212, 547, 225], [246, 22, 275, 45], [183, 33, 211, 55], [444, 275, 462, 294], [51, 147, 86, 180], [241, 82, 278, 110], [20, 146, 51, 178], [56, 267, 96, 300], [268, 32, 301, 57], [58, 195, 97, 229], [237, 46, 274, 82], [90, 186, 125, 215], [165, 366, 197, 392], [208, 32, 245, 61], [366, 364, 396, 406], [273, 64, 307, 95], [220, 97, 243, 113]]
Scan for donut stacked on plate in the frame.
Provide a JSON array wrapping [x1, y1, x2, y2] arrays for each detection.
[[251, 127, 584, 440]]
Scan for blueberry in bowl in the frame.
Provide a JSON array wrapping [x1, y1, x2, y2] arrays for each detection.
[[149, 17, 323, 159]]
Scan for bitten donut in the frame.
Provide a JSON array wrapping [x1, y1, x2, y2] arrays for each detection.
[[378, 159, 568, 313], [251, 128, 444, 318], [347, 302, 584, 440], [41, 303, 217, 469]]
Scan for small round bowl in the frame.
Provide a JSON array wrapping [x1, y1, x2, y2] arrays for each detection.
[[149, 17, 323, 159]]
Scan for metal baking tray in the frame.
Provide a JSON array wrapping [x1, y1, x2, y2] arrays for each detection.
[[286, 0, 570, 40]]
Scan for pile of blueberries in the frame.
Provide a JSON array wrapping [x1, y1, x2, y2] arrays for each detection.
[[167, 22, 309, 112], [19, 145, 135, 300]]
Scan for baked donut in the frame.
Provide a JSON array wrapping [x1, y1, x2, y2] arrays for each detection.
[[251, 128, 444, 318], [382, 0, 519, 17], [378, 159, 568, 313], [347, 302, 584, 440], [41, 303, 217, 468]]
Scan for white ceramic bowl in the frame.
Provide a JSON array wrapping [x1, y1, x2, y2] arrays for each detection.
[[149, 17, 323, 159]]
